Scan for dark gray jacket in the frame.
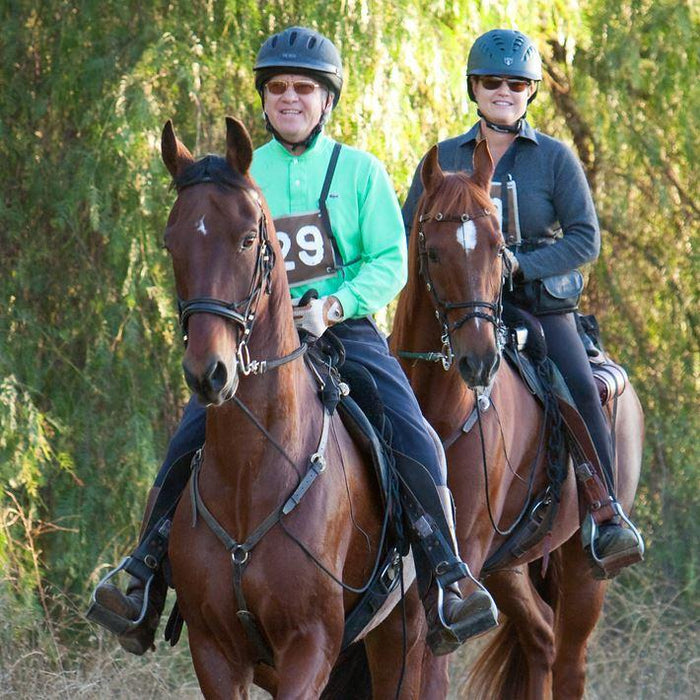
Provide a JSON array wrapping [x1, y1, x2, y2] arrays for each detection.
[[402, 120, 600, 282]]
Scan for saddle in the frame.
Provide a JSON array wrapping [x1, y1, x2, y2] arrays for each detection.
[[577, 312, 629, 406]]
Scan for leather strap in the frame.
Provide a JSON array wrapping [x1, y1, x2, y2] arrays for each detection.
[[555, 397, 617, 524]]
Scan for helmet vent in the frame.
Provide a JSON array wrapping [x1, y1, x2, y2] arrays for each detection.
[[308, 37, 317, 49], [289, 30, 298, 45]]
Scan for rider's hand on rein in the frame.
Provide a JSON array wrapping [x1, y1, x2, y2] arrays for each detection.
[[292, 296, 344, 338]]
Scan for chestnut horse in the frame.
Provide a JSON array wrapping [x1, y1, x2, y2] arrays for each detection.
[[391, 142, 643, 699], [160, 117, 432, 699]]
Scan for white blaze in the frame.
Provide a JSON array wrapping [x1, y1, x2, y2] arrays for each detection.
[[456, 221, 480, 329], [196, 215, 208, 236], [456, 220, 477, 252]]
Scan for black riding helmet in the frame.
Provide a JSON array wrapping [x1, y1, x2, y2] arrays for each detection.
[[254, 26, 344, 107], [466, 29, 542, 104]]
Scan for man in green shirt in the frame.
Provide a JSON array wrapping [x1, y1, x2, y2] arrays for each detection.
[[89, 26, 498, 659]]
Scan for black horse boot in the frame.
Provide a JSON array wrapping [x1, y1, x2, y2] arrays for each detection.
[[87, 487, 170, 654], [421, 485, 498, 655]]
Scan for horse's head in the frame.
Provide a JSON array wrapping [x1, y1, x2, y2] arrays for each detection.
[[161, 117, 279, 405], [415, 140, 505, 388]]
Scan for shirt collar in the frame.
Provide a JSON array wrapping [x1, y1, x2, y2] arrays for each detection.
[[269, 131, 333, 159], [459, 119, 539, 146]]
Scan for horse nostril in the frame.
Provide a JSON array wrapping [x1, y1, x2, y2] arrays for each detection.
[[183, 362, 200, 394], [458, 355, 478, 386], [207, 359, 228, 394]]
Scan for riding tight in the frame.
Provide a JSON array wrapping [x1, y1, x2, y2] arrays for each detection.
[[153, 317, 446, 488], [538, 312, 615, 491]]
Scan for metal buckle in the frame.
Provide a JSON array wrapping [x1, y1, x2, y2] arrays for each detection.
[[378, 553, 401, 594]]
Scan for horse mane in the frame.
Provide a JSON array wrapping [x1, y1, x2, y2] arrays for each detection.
[[174, 154, 249, 191], [393, 170, 493, 345]]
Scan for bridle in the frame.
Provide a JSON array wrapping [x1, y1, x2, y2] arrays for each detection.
[[400, 208, 510, 371], [175, 179, 306, 376]]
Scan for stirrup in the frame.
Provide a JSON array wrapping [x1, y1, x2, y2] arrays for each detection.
[[582, 502, 645, 579], [86, 557, 154, 636], [427, 584, 499, 656]]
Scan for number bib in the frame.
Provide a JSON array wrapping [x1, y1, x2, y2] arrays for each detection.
[[275, 210, 339, 288], [490, 180, 521, 247]]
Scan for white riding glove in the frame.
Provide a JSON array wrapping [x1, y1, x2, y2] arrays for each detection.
[[503, 247, 520, 276], [292, 295, 344, 338]]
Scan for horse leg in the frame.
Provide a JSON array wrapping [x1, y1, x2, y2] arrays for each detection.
[[273, 629, 338, 700], [364, 585, 446, 699], [188, 626, 252, 699], [486, 568, 556, 700], [551, 537, 608, 699], [418, 645, 450, 700]]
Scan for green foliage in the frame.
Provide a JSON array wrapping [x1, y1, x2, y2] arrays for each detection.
[[0, 0, 697, 666]]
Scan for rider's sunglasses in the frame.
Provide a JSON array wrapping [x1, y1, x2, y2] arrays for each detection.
[[265, 79, 322, 96], [478, 76, 532, 93]]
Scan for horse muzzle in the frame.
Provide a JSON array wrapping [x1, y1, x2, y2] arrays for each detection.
[[183, 354, 239, 405], [458, 351, 500, 389]]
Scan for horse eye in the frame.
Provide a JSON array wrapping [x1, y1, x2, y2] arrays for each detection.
[[427, 248, 439, 263], [240, 231, 257, 251]]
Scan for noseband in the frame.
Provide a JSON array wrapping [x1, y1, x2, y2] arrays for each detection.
[[175, 174, 305, 376], [407, 209, 508, 370]]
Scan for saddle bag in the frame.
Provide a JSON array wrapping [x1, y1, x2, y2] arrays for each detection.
[[509, 270, 584, 316]]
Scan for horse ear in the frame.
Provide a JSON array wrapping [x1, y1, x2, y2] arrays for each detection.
[[161, 120, 194, 179], [225, 116, 253, 176], [471, 139, 494, 191], [421, 145, 444, 195]]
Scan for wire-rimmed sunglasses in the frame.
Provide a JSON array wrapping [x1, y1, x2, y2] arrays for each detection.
[[265, 79, 322, 96]]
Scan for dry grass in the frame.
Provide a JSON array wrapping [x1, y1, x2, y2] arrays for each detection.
[[446, 569, 699, 699], [2, 574, 696, 699]]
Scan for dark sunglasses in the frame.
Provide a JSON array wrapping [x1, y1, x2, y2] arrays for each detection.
[[265, 79, 321, 96], [479, 76, 532, 93]]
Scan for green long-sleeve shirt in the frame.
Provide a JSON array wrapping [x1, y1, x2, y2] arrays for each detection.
[[251, 133, 407, 319]]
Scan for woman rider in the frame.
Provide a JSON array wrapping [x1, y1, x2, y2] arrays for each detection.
[[402, 28, 644, 579], [89, 26, 498, 658]]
